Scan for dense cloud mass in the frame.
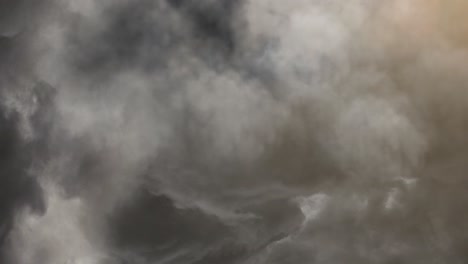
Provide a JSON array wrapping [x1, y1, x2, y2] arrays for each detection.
[[2, 0, 468, 263]]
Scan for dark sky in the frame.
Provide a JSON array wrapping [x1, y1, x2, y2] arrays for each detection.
[[2, 1, 468, 263]]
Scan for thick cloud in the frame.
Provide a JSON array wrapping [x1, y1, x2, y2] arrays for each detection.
[[2, 0, 468, 263]]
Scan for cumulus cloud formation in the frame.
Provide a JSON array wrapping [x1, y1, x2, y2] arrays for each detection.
[[1, 0, 468, 263]]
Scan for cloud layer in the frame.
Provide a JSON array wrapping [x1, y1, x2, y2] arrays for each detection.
[[1, 0, 468, 263]]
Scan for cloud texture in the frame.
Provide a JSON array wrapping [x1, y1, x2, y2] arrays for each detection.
[[2, 0, 468, 263]]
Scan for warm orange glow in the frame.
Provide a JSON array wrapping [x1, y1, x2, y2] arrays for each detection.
[[370, 0, 468, 50], [437, 0, 468, 46]]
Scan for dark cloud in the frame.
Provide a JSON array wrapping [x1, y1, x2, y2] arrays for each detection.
[[3, 1, 468, 264], [66, 0, 243, 83]]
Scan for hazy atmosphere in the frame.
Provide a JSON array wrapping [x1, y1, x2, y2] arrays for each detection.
[[1, 0, 468, 263]]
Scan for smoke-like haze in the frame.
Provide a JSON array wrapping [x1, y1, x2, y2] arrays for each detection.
[[2, 0, 468, 263]]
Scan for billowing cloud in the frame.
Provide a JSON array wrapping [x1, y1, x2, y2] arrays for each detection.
[[2, 1, 468, 263]]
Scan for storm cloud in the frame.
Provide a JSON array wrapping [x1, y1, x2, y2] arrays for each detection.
[[2, 1, 468, 263]]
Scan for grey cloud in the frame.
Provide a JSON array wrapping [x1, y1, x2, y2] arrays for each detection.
[[2, 1, 468, 264]]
